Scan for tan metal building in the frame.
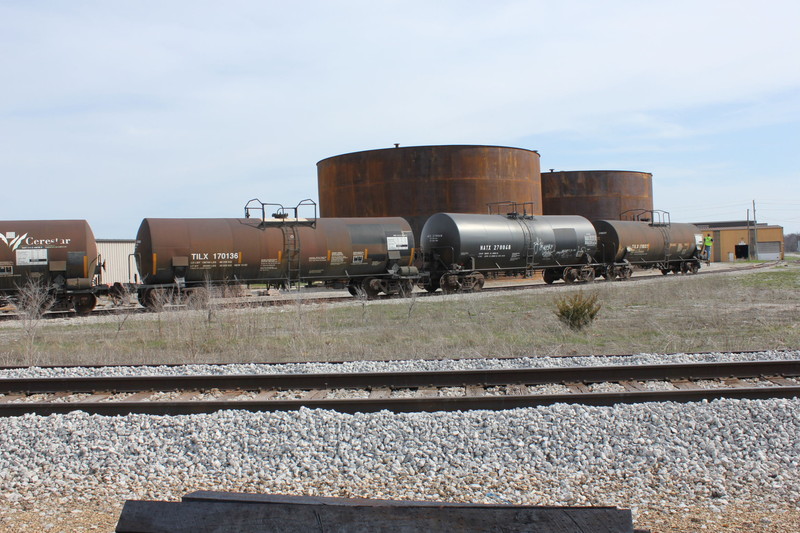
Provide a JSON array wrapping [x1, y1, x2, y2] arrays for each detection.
[[693, 221, 784, 262], [96, 239, 140, 284]]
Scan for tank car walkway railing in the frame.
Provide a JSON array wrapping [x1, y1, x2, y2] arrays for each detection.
[[0, 360, 798, 417]]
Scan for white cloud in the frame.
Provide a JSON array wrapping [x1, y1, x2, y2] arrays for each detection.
[[1, 0, 799, 234]]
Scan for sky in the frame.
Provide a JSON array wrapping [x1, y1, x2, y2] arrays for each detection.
[[1, 1, 798, 238]]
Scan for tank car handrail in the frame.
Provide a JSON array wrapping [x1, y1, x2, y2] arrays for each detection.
[[243, 198, 318, 229], [620, 209, 671, 226], [486, 201, 536, 218]]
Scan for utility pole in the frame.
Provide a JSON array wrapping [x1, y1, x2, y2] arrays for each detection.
[[752, 200, 758, 260]]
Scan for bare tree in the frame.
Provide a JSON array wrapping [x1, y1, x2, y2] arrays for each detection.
[[785, 233, 799, 254], [15, 278, 53, 363]]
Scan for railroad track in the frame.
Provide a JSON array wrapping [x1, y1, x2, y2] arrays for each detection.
[[0, 260, 778, 321], [1, 360, 798, 417]]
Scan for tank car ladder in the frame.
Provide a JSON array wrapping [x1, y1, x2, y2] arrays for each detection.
[[519, 220, 535, 275], [490, 201, 537, 276], [281, 225, 302, 286], [243, 198, 317, 289]]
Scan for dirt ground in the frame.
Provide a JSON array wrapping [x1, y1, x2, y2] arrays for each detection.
[[1, 499, 799, 532]]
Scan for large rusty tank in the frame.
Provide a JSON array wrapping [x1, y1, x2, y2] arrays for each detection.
[[317, 145, 542, 241], [541, 170, 653, 220], [0, 220, 101, 314], [135, 215, 416, 301]]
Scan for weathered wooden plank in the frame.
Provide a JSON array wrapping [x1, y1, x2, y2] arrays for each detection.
[[116, 493, 636, 533], [619, 380, 645, 392], [765, 376, 796, 387], [670, 379, 701, 390], [250, 389, 279, 401], [120, 390, 156, 402], [565, 381, 590, 393], [465, 385, 485, 397], [81, 392, 113, 403], [303, 389, 328, 400], [722, 377, 747, 388], [368, 387, 391, 399], [0, 393, 26, 404]]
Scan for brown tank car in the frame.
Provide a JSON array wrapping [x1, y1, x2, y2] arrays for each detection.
[[592, 212, 704, 277], [0, 220, 101, 315], [134, 201, 417, 307]]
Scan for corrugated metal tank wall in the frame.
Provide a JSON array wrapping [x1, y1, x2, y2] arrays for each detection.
[[96, 240, 140, 284], [541, 170, 653, 220], [317, 145, 542, 241]]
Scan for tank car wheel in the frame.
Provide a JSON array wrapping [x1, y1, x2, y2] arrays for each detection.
[[399, 280, 415, 297], [671, 265, 680, 274], [690, 262, 700, 274], [422, 284, 439, 293], [584, 269, 595, 283], [72, 294, 97, 316], [140, 288, 170, 311], [680, 262, 690, 274], [471, 273, 485, 292], [347, 284, 358, 296], [660, 268, 670, 275], [621, 268, 633, 280], [439, 274, 460, 294], [542, 269, 558, 285], [563, 268, 579, 284], [186, 288, 210, 310], [361, 278, 380, 299]]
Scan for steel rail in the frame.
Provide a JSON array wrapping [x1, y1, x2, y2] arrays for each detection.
[[1, 360, 799, 394], [0, 360, 798, 417], [2, 386, 798, 417], [0, 260, 775, 321]]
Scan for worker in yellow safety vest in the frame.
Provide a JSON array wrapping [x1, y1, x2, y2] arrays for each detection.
[[703, 235, 713, 262]]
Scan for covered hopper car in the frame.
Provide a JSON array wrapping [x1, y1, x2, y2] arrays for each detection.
[[134, 200, 418, 307], [0, 220, 102, 315]]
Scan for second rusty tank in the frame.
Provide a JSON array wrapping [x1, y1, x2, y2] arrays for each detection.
[[317, 145, 542, 241], [541, 170, 653, 220]]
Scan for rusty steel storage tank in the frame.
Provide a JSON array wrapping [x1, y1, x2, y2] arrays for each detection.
[[135, 216, 416, 301], [0, 220, 101, 314], [592, 219, 703, 275], [317, 145, 542, 241], [420, 212, 597, 291], [541, 170, 653, 220]]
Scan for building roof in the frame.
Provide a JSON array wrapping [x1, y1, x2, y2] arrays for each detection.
[[692, 221, 782, 231]]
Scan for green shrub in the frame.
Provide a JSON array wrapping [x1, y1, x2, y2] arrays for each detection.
[[555, 291, 602, 330]]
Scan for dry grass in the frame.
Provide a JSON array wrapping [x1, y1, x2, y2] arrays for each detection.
[[1, 262, 799, 366]]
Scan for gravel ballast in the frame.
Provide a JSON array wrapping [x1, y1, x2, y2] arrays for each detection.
[[1, 351, 799, 532], [1, 349, 797, 379]]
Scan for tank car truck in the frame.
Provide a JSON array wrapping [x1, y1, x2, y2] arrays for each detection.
[[133, 199, 418, 307], [591, 210, 703, 279], [0, 220, 102, 315], [419, 202, 599, 293]]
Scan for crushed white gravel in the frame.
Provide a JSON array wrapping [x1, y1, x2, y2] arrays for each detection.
[[0, 350, 798, 520], [1, 349, 797, 379]]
